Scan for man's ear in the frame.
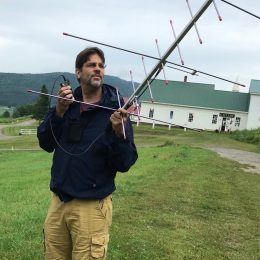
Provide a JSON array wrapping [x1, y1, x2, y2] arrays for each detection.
[[75, 68, 81, 80]]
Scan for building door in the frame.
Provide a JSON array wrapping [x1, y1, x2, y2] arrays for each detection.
[[221, 117, 226, 132]]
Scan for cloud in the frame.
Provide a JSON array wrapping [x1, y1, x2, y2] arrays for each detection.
[[0, 0, 259, 91]]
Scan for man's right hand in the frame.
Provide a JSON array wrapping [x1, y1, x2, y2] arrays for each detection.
[[55, 84, 74, 118]]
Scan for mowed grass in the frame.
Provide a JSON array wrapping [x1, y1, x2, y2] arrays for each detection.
[[1, 122, 259, 152], [0, 151, 51, 259], [0, 135, 40, 150], [110, 146, 259, 259], [133, 124, 260, 153], [0, 143, 259, 259]]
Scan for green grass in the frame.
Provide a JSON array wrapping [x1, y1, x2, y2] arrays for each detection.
[[0, 120, 39, 150], [109, 145, 259, 259], [230, 128, 260, 145], [133, 124, 260, 153], [0, 135, 39, 150], [0, 115, 32, 124], [2, 126, 37, 136], [0, 151, 51, 259], [0, 122, 260, 259], [1, 122, 259, 152], [0, 145, 259, 259]]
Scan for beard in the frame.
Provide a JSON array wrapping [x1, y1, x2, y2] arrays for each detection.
[[82, 74, 103, 89], [89, 76, 103, 87]]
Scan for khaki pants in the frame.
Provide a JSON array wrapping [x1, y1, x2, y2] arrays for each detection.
[[43, 194, 112, 260]]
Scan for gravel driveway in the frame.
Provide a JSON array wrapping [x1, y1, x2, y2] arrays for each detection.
[[0, 120, 36, 140], [208, 147, 260, 174]]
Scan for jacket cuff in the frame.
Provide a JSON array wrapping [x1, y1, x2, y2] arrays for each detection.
[[111, 130, 130, 143]]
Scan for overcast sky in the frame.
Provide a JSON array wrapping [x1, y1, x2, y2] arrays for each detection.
[[0, 0, 259, 93]]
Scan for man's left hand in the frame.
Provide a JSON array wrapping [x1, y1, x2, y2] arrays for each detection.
[[110, 108, 128, 138]]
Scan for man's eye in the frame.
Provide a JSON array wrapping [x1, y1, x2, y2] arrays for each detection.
[[88, 63, 96, 68], [85, 63, 106, 69]]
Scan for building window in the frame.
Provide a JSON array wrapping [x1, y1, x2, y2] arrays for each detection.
[[235, 117, 241, 127], [212, 114, 218, 124], [188, 113, 193, 122], [149, 108, 154, 118], [169, 111, 174, 119]]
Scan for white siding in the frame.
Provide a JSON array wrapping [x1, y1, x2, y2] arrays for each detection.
[[140, 102, 248, 131], [247, 94, 260, 130]]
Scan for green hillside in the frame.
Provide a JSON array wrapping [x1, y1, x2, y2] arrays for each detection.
[[0, 72, 137, 107]]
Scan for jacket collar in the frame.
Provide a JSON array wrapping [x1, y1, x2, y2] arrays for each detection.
[[67, 84, 120, 120]]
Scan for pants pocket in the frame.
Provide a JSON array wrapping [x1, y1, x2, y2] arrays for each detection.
[[98, 195, 113, 227], [91, 235, 109, 259]]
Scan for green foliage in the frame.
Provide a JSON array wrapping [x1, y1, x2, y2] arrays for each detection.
[[2, 110, 10, 118], [12, 109, 20, 118], [0, 106, 14, 118], [12, 104, 34, 118], [32, 85, 49, 121], [231, 128, 260, 145]]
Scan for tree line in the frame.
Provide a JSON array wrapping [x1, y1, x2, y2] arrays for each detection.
[[1, 85, 49, 121]]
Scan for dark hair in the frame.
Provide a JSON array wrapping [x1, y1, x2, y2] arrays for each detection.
[[75, 47, 105, 69]]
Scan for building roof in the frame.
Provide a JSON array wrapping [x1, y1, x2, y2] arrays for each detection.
[[249, 79, 260, 95], [140, 79, 250, 112]]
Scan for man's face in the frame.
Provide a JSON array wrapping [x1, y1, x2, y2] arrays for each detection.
[[76, 53, 105, 89]]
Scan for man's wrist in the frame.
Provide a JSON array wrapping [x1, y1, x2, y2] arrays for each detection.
[[55, 107, 65, 118]]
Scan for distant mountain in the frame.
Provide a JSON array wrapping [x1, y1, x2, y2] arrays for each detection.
[[0, 72, 138, 107]]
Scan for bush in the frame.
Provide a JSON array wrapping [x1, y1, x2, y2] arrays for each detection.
[[2, 110, 10, 118], [231, 128, 260, 145]]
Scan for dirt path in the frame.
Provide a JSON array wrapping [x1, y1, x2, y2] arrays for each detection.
[[0, 119, 36, 140], [208, 147, 260, 174]]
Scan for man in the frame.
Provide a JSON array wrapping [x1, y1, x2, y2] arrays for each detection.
[[37, 47, 138, 259]]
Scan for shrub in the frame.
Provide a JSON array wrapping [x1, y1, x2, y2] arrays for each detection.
[[231, 128, 260, 145]]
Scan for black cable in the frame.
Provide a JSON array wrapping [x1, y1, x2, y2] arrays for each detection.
[[48, 74, 106, 156], [221, 0, 260, 20], [50, 121, 105, 156], [48, 75, 69, 108]]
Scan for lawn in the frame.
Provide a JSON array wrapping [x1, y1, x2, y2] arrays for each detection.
[[0, 123, 259, 259], [1, 123, 259, 152]]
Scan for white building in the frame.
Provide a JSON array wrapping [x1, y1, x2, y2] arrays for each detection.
[[137, 79, 260, 131]]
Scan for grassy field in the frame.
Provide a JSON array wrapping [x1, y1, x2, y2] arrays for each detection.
[[0, 115, 31, 124], [1, 123, 260, 152], [0, 123, 259, 259], [231, 128, 260, 145], [133, 124, 260, 153]]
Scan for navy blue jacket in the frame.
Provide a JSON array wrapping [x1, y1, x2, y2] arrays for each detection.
[[37, 84, 138, 202]]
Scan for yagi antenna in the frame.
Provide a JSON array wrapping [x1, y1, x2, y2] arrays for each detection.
[[141, 56, 154, 102], [213, 0, 223, 21], [123, 0, 214, 110], [186, 0, 203, 44], [155, 39, 168, 85], [170, 20, 185, 65], [129, 70, 141, 121]]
